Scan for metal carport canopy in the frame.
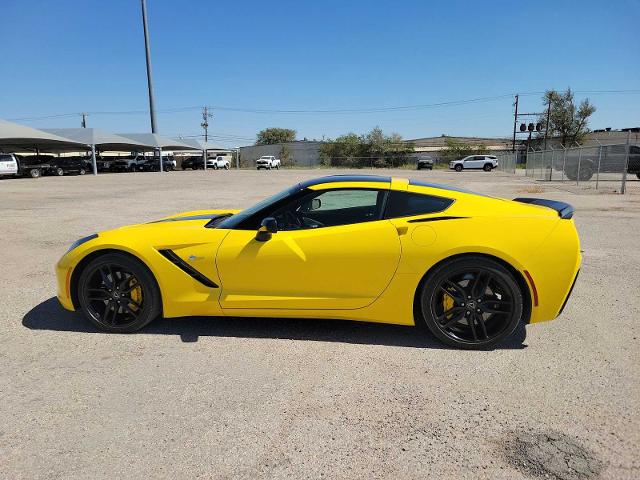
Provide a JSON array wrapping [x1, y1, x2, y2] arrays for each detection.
[[43, 128, 156, 175], [173, 138, 230, 171], [0, 119, 89, 152], [117, 133, 199, 172]]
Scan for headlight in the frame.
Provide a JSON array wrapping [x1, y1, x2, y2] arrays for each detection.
[[67, 234, 98, 253]]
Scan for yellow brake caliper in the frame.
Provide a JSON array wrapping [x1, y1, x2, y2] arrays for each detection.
[[129, 280, 143, 311]]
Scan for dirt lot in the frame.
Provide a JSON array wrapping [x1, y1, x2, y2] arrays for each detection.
[[1, 169, 638, 479]]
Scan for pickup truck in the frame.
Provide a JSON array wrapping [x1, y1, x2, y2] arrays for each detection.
[[0, 153, 19, 177], [206, 155, 231, 170], [15, 155, 54, 178], [112, 154, 147, 172], [256, 155, 281, 170]]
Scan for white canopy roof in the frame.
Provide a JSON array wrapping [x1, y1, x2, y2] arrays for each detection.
[[0, 119, 89, 152], [176, 138, 230, 151], [117, 133, 199, 151], [43, 128, 154, 151]]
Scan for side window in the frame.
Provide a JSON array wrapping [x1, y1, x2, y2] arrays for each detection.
[[474, 156, 485, 160], [384, 191, 453, 219], [271, 188, 387, 231]]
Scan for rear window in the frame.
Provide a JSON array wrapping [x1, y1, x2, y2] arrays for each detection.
[[384, 191, 453, 219], [0, 154, 14, 161]]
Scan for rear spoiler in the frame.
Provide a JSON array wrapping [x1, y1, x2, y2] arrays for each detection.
[[513, 197, 575, 219]]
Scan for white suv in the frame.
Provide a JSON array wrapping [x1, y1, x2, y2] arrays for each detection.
[[449, 155, 498, 172]]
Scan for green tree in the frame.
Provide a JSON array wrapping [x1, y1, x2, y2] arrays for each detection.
[[255, 128, 296, 145], [319, 128, 414, 168], [540, 88, 596, 146], [279, 144, 294, 167]]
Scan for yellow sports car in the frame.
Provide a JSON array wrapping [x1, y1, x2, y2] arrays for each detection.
[[56, 175, 581, 349]]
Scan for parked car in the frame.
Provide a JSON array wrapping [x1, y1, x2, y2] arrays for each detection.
[[450, 155, 498, 172], [142, 155, 175, 172], [0, 153, 19, 177], [96, 155, 115, 172], [207, 156, 231, 170], [256, 155, 281, 170], [48, 157, 89, 176], [552, 144, 640, 181], [181, 156, 205, 170], [416, 156, 434, 170], [112, 154, 146, 172], [15, 155, 53, 178]]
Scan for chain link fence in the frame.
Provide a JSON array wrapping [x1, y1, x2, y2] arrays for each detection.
[[492, 151, 518, 174], [524, 132, 638, 193]]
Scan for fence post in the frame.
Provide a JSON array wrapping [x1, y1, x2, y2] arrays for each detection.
[[549, 147, 554, 181], [595, 145, 602, 190], [621, 131, 631, 194], [561, 146, 567, 182], [576, 148, 582, 186]]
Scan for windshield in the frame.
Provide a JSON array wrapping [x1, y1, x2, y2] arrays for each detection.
[[216, 184, 300, 229]]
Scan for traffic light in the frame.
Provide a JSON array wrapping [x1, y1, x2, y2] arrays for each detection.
[[536, 123, 543, 132], [528, 123, 535, 132], [520, 123, 527, 132]]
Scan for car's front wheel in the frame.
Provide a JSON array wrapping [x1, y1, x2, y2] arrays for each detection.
[[55, 167, 64, 176], [78, 253, 161, 333], [418, 256, 523, 349], [454, 164, 463, 172]]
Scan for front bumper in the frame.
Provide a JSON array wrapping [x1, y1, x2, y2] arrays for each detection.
[[55, 255, 76, 311]]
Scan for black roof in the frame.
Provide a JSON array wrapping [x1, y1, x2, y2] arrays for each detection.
[[300, 175, 391, 188]]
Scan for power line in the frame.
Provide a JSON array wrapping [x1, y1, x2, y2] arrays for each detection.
[[7, 89, 639, 122]]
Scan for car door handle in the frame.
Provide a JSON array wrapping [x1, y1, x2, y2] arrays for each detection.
[[396, 226, 408, 236]]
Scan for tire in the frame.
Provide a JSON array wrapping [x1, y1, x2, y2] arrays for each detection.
[[213, 164, 218, 170], [454, 164, 463, 172], [483, 164, 493, 172], [268, 165, 272, 170], [79, 169, 86, 175], [417, 256, 523, 349], [55, 167, 64, 176], [417, 165, 422, 170], [275, 164, 279, 170], [224, 163, 230, 170], [130, 165, 137, 173], [636, 173, 640, 180], [29, 168, 41, 178], [78, 252, 162, 333]]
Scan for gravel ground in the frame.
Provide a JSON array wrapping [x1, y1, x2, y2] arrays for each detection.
[[1, 169, 638, 479]]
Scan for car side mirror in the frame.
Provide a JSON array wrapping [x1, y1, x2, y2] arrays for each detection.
[[256, 217, 277, 242], [310, 198, 321, 210]]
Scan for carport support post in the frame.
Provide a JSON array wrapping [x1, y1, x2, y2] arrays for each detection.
[[621, 130, 631, 194], [203, 149, 207, 171], [576, 148, 582, 186], [91, 144, 97, 175], [158, 147, 163, 172]]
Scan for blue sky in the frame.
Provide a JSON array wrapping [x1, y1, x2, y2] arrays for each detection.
[[2, 0, 639, 147]]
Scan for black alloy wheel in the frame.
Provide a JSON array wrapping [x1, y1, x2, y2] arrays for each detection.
[[455, 164, 463, 172], [78, 253, 161, 333], [419, 257, 523, 349]]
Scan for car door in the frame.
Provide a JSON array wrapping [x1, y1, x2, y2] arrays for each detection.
[[466, 156, 483, 169], [216, 188, 401, 310]]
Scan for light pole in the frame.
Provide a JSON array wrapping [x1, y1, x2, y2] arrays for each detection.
[[235, 147, 240, 169], [140, 0, 158, 135]]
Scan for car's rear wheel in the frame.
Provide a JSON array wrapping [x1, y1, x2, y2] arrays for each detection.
[[79, 168, 86, 175], [418, 256, 523, 349], [483, 163, 493, 172], [78, 253, 161, 333], [454, 164, 463, 172], [55, 167, 64, 176], [29, 168, 41, 178], [224, 163, 230, 170]]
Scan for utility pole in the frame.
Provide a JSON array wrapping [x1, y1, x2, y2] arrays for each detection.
[[140, 0, 158, 134], [81, 113, 87, 128], [201, 107, 213, 142], [543, 97, 552, 151], [512, 94, 519, 152]]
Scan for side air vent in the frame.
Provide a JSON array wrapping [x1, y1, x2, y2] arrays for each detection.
[[158, 249, 219, 288]]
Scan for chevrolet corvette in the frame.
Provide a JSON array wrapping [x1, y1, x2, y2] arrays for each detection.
[[56, 175, 581, 349]]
